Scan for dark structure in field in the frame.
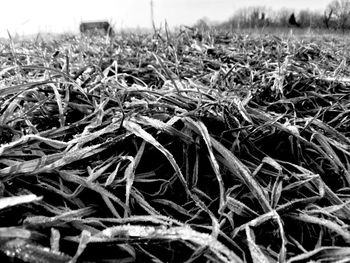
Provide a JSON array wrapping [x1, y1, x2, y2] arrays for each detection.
[[288, 13, 300, 27], [79, 21, 114, 36]]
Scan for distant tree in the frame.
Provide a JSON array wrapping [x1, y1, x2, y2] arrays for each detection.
[[235, 7, 252, 28], [310, 12, 327, 28], [193, 17, 211, 31], [327, 0, 350, 32], [288, 13, 300, 27], [226, 6, 270, 29], [250, 7, 269, 27], [323, 7, 333, 29], [273, 8, 293, 27], [298, 10, 324, 28], [298, 10, 312, 27], [216, 5, 326, 31], [259, 12, 270, 27], [250, 8, 260, 27]]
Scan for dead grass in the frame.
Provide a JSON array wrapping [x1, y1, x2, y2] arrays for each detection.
[[0, 29, 350, 262]]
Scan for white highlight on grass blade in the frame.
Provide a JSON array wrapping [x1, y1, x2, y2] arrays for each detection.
[[50, 228, 60, 253], [0, 194, 42, 210], [69, 230, 91, 263], [233, 209, 286, 262], [261, 157, 283, 172], [0, 134, 69, 156], [246, 226, 271, 263], [0, 144, 105, 176], [135, 115, 193, 144], [122, 120, 189, 194], [92, 224, 243, 263], [124, 141, 145, 217], [47, 83, 65, 128], [282, 121, 300, 136], [183, 117, 225, 211], [211, 137, 272, 213], [104, 162, 121, 187], [231, 97, 252, 124], [0, 227, 32, 239], [0, 80, 55, 97], [289, 212, 350, 242], [286, 246, 350, 263]]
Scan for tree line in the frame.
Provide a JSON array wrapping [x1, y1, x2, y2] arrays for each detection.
[[194, 0, 350, 32]]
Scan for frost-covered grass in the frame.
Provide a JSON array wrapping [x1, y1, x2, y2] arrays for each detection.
[[0, 29, 350, 262]]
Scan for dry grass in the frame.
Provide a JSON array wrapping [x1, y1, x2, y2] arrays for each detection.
[[0, 29, 350, 262]]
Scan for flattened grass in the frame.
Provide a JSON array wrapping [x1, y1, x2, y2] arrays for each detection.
[[0, 30, 350, 262]]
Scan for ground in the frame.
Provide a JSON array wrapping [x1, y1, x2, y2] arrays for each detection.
[[0, 29, 350, 262]]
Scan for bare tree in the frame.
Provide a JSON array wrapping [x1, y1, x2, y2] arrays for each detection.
[[297, 10, 324, 28], [299, 10, 313, 27], [250, 7, 269, 27], [323, 7, 333, 29], [228, 6, 269, 29], [273, 8, 293, 27], [217, 6, 328, 30], [327, 0, 350, 32], [235, 7, 252, 28]]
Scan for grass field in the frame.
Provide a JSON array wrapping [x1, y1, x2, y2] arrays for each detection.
[[0, 28, 350, 262]]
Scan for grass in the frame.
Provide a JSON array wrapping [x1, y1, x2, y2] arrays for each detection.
[[0, 28, 350, 262]]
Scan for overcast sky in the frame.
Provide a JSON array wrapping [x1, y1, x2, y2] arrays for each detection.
[[1, 0, 331, 37]]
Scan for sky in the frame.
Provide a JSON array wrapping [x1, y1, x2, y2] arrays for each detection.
[[0, 0, 332, 38]]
